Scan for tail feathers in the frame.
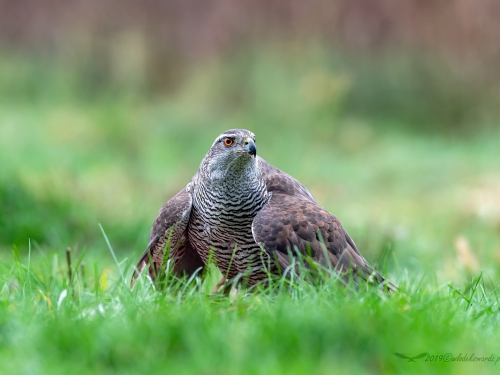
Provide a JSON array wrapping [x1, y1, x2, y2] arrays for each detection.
[[130, 235, 160, 289]]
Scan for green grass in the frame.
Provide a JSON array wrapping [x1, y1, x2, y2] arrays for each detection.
[[2, 244, 500, 375], [1, 50, 500, 374]]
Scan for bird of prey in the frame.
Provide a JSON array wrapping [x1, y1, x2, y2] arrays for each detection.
[[393, 353, 428, 362], [131, 129, 395, 291]]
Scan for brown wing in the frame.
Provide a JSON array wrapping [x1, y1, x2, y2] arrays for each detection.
[[258, 157, 316, 202], [130, 188, 204, 288], [253, 162, 393, 289]]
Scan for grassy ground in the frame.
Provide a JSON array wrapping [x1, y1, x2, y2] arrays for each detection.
[[2, 246, 500, 375], [1, 52, 500, 374]]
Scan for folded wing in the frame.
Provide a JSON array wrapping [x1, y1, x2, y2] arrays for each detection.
[[254, 160, 391, 289], [130, 188, 204, 288]]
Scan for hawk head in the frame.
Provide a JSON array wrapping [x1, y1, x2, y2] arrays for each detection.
[[200, 129, 257, 180]]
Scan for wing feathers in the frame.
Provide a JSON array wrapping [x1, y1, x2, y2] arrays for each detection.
[[130, 188, 204, 289], [252, 168, 392, 289]]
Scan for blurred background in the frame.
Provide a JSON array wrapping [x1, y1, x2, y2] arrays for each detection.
[[0, 0, 499, 285]]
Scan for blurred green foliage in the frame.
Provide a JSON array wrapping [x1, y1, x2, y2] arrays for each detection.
[[0, 43, 500, 375], [1, 47, 497, 132], [1, 2, 500, 372], [0, 48, 499, 284]]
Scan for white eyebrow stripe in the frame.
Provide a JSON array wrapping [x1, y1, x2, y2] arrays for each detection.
[[214, 131, 255, 145], [219, 133, 238, 141]]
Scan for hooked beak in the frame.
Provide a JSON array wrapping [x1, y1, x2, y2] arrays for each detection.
[[244, 137, 256, 157]]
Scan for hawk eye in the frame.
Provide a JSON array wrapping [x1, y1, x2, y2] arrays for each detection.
[[223, 138, 234, 147]]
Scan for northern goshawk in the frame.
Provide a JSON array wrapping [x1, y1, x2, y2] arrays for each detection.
[[131, 129, 394, 291]]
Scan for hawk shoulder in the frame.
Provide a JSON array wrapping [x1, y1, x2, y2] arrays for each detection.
[[253, 159, 387, 287]]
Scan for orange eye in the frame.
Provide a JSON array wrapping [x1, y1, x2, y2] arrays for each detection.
[[223, 138, 234, 147]]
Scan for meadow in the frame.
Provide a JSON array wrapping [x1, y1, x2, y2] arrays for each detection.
[[1, 50, 500, 374]]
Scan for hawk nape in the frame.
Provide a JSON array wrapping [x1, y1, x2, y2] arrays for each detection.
[[131, 129, 396, 292]]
